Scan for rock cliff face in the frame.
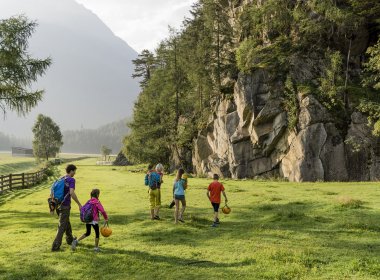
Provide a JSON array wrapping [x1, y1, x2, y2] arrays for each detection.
[[192, 71, 380, 181]]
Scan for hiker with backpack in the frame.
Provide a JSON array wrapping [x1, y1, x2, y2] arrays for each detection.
[[145, 164, 161, 220], [71, 188, 108, 252], [155, 163, 164, 216], [173, 168, 187, 224], [51, 164, 82, 251]]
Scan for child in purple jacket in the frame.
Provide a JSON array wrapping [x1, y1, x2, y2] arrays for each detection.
[[71, 189, 108, 252]]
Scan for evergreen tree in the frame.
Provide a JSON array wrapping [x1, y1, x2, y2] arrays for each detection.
[[0, 16, 51, 116], [123, 0, 380, 169], [132, 49, 156, 88]]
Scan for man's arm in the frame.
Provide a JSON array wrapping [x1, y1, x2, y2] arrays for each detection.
[[206, 190, 211, 201], [70, 188, 82, 210]]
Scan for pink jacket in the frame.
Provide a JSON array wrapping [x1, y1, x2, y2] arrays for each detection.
[[89, 197, 108, 221]]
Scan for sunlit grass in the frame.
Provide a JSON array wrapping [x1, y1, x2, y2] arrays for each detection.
[[0, 158, 380, 279]]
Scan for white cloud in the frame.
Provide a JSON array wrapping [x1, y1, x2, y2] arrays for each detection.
[[75, 0, 196, 52]]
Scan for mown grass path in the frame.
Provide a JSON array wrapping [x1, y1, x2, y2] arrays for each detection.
[[0, 158, 380, 279]]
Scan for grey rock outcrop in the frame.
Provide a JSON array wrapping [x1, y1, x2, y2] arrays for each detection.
[[192, 71, 380, 181]]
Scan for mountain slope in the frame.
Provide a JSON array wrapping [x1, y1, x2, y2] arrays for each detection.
[[0, 0, 139, 137], [62, 119, 129, 154]]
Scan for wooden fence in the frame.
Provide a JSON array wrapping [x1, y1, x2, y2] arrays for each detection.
[[0, 168, 47, 193]]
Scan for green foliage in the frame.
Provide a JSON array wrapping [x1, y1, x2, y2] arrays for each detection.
[[357, 100, 380, 136], [374, 120, 380, 136], [124, 1, 236, 166], [283, 76, 299, 130], [32, 114, 63, 161], [123, 67, 174, 165], [132, 49, 156, 88], [126, 0, 380, 169], [100, 145, 112, 160], [344, 136, 364, 153], [318, 50, 345, 110], [0, 16, 51, 116], [363, 39, 380, 90]]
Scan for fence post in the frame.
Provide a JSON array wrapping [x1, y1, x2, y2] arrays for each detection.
[[9, 174, 12, 191], [0, 175, 3, 192], [22, 173, 25, 189]]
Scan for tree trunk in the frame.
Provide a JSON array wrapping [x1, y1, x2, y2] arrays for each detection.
[[174, 39, 179, 129]]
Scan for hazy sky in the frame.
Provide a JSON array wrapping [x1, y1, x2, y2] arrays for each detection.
[[75, 0, 196, 52]]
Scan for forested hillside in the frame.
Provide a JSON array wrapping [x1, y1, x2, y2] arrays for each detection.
[[124, 0, 380, 181]]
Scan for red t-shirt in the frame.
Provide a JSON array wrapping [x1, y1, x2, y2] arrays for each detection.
[[208, 181, 225, 203]]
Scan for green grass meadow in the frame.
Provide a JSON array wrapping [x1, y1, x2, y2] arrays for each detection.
[[0, 158, 380, 279], [0, 153, 37, 175]]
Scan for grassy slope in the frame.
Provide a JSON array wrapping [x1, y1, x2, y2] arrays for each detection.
[[0, 154, 37, 175], [0, 158, 380, 279]]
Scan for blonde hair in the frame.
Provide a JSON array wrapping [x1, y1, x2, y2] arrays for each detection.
[[156, 163, 164, 172]]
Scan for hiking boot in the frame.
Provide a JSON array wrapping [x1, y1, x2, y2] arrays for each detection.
[[154, 216, 160, 220], [179, 218, 185, 223], [71, 239, 78, 251], [211, 223, 218, 227], [66, 236, 76, 246], [94, 247, 100, 252], [215, 218, 220, 224]]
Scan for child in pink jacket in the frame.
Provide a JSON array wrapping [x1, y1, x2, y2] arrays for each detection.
[[72, 189, 108, 252]]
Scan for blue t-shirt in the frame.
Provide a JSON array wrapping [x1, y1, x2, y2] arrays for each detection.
[[62, 176, 75, 206], [174, 179, 186, 196]]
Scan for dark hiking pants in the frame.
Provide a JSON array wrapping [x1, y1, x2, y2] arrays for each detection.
[[52, 205, 74, 250]]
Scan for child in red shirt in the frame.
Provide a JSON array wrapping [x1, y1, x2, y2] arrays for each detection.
[[206, 174, 228, 227]]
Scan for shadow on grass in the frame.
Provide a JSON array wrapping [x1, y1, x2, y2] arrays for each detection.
[[0, 183, 50, 206], [3, 265, 57, 280], [99, 247, 256, 268], [2, 198, 380, 259]]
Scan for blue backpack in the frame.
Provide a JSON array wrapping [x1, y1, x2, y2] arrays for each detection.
[[51, 177, 67, 203], [144, 172, 161, 190]]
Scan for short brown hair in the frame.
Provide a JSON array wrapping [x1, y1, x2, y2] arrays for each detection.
[[91, 189, 100, 198], [213, 174, 219, 180]]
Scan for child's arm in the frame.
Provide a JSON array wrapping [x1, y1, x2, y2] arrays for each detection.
[[97, 202, 108, 221], [206, 190, 211, 201], [222, 191, 228, 203], [183, 180, 188, 190]]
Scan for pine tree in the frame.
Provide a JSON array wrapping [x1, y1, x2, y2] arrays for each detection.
[[132, 49, 156, 88], [0, 16, 51, 116]]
